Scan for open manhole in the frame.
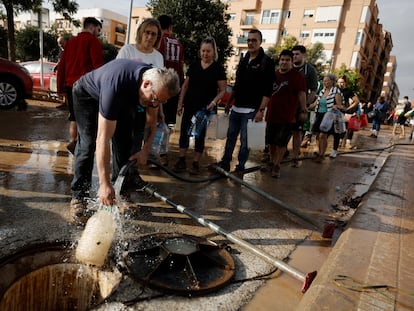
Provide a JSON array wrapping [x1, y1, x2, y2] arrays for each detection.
[[124, 233, 236, 296], [0, 240, 121, 311]]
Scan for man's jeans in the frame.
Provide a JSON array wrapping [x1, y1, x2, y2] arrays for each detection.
[[71, 81, 98, 199], [221, 110, 256, 170]]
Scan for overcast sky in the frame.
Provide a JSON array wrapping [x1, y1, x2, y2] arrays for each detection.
[[74, 0, 412, 99]]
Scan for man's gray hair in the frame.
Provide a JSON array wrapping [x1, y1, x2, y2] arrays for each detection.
[[143, 67, 180, 97], [325, 73, 337, 83]]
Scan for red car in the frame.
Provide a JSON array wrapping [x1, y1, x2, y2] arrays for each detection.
[[0, 58, 33, 109], [20, 61, 57, 92]]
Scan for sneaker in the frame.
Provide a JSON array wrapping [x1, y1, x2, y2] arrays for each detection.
[[173, 157, 187, 173], [189, 161, 200, 175], [261, 153, 270, 163], [159, 154, 168, 166], [300, 137, 311, 148], [70, 198, 89, 225], [67, 140, 77, 155], [217, 161, 230, 172], [329, 150, 337, 158], [313, 154, 325, 163], [291, 158, 300, 168], [271, 164, 281, 178]]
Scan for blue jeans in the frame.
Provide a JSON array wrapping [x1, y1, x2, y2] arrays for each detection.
[[71, 82, 99, 199], [221, 110, 256, 170], [372, 117, 381, 132]]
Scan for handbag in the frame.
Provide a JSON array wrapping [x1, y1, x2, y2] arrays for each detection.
[[348, 116, 361, 131], [319, 111, 335, 132], [367, 110, 376, 119]]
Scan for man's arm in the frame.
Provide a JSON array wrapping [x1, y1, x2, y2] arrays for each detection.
[[96, 114, 117, 206]]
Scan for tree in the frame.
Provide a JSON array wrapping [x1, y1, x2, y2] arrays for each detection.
[[267, 36, 326, 77], [1, 0, 78, 61], [333, 64, 362, 96], [148, 0, 232, 68], [15, 26, 58, 61]]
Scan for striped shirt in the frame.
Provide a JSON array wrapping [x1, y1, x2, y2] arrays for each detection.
[[316, 86, 344, 112]]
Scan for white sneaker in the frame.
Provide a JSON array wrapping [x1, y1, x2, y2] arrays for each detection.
[[329, 150, 337, 158]]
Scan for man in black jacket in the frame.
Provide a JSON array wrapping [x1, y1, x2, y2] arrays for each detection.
[[218, 29, 275, 172]]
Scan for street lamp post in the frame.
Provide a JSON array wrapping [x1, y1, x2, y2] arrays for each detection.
[[126, 0, 134, 44]]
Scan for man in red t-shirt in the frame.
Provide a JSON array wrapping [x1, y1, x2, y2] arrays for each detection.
[[157, 15, 185, 165], [57, 17, 104, 154], [265, 49, 306, 178]]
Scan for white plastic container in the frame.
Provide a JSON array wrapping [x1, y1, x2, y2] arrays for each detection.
[[216, 113, 229, 140], [206, 111, 218, 140], [76, 205, 117, 267], [247, 119, 266, 150], [175, 112, 182, 132]]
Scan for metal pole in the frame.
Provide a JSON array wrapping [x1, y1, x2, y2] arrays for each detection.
[[212, 165, 322, 231], [126, 0, 134, 44], [141, 182, 317, 293]]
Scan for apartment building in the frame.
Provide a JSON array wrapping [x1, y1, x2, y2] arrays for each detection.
[[52, 8, 128, 49], [7, 8, 128, 49], [226, 0, 394, 104]]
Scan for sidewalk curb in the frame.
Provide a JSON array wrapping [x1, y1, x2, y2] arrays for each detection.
[[296, 144, 414, 310]]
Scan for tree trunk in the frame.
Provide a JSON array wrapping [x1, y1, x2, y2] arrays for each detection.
[[5, 2, 16, 61]]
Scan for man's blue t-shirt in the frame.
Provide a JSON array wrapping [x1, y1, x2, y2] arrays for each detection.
[[79, 59, 151, 121]]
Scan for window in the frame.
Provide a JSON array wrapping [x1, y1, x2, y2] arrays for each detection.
[[229, 13, 236, 21], [315, 6, 342, 22], [245, 13, 254, 25], [303, 9, 314, 18], [261, 10, 280, 24], [354, 29, 365, 45], [300, 31, 310, 38], [312, 29, 336, 44]]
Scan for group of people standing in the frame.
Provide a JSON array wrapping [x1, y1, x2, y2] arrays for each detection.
[[56, 16, 405, 224]]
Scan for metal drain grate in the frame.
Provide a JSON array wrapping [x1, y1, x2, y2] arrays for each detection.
[[124, 233, 236, 296]]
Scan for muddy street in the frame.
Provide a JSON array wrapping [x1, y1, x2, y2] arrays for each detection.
[[0, 100, 402, 310]]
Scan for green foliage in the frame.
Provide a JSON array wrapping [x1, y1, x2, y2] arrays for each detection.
[[148, 0, 232, 68], [333, 64, 362, 96], [306, 42, 325, 67], [15, 26, 58, 61], [266, 37, 326, 78], [1, 0, 78, 60], [101, 41, 119, 63]]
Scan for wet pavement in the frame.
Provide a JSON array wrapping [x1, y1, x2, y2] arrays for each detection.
[[0, 100, 413, 310]]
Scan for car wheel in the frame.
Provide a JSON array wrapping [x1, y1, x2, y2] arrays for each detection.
[[0, 77, 22, 109]]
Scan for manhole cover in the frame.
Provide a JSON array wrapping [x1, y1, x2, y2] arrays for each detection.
[[124, 233, 236, 296]]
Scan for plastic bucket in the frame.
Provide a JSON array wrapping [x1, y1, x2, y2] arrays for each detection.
[[247, 120, 266, 150]]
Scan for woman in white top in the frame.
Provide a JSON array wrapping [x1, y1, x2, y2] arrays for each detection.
[[117, 18, 164, 68], [116, 18, 165, 159]]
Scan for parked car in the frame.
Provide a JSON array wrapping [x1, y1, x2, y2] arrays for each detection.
[[0, 58, 33, 109], [20, 61, 57, 92]]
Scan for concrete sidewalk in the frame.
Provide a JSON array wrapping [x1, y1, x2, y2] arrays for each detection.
[[297, 140, 414, 310]]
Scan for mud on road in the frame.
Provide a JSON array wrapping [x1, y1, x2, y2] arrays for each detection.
[[0, 100, 395, 310]]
